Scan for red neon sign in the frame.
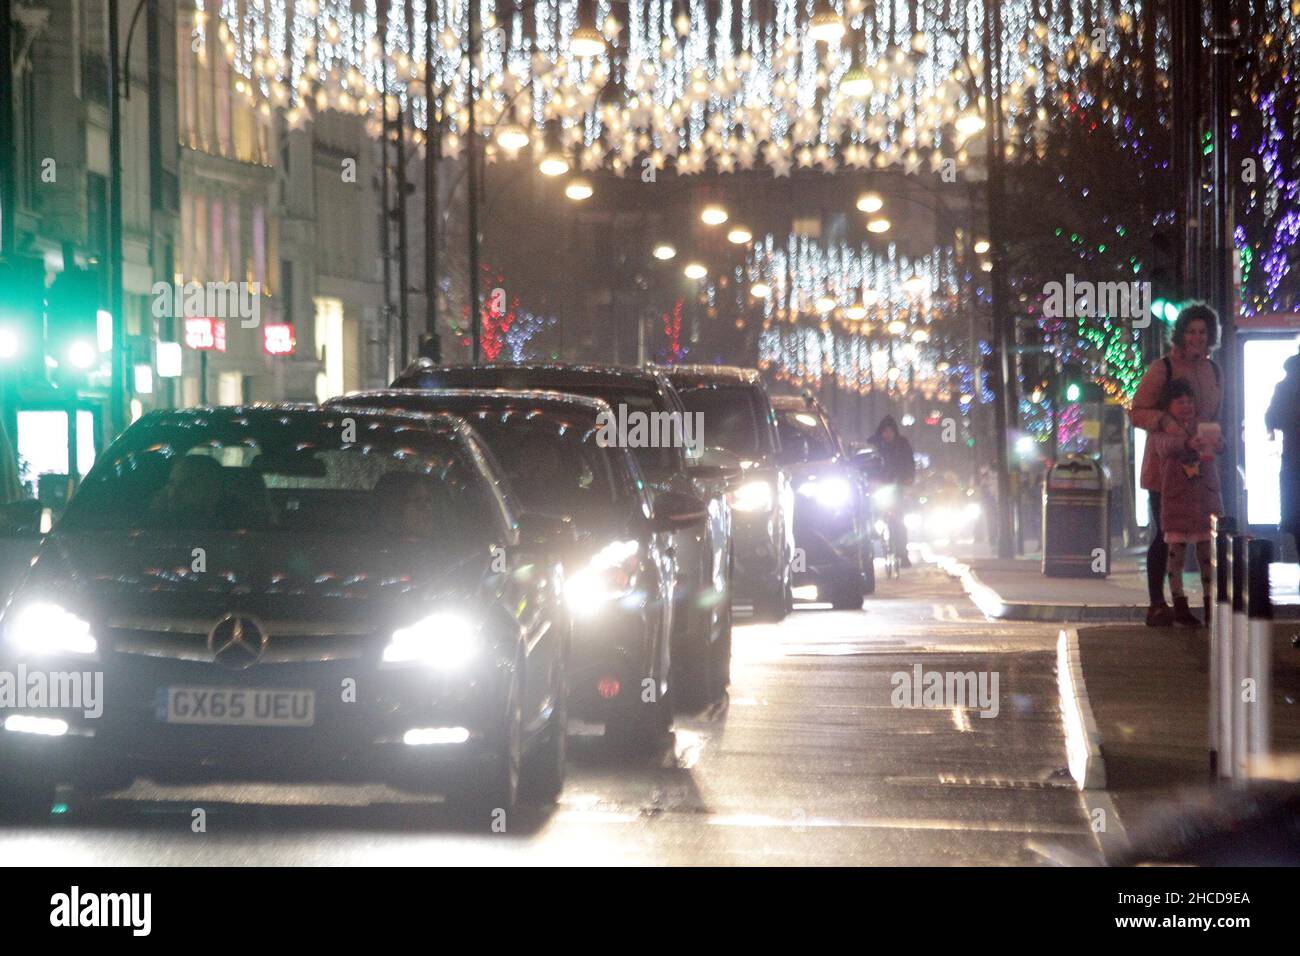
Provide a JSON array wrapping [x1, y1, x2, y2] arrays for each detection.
[[263, 323, 296, 356], [184, 317, 227, 352]]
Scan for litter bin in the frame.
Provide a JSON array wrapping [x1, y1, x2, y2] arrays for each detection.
[[1042, 454, 1110, 578]]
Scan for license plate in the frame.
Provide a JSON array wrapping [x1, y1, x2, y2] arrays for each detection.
[[162, 687, 315, 727]]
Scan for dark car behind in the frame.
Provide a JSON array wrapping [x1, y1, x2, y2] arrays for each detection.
[[329, 388, 702, 750], [389, 361, 734, 708]]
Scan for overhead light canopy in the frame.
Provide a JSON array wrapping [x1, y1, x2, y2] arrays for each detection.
[[808, 6, 845, 43], [844, 302, 868, 321], [569, 25, 607, 58], [684, 262, 707, 279], [700, 204, 729, 225], [866, 217, 891, 233], [495, 124, 530, 151], [726, 225, 753, 245], [538, 152, 569, 176], [973, 238, 991, 254], [955, 112, 986, 136], [887, 319, 907, 335], [856, 191, 883, 213], [815, 295, 837, 313], [839, 66, 873, 97], [750, 282, 772, 298], [565, 177, 593, 201], [653, 243, 677, 260]]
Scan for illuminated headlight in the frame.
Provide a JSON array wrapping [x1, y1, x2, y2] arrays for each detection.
[[730, 479, 774, 513], [904, 512, 923, 532], [798, 476, 851, 509], [5, 602, 97, 656], [964, 502, 982, 523], [872, 485, 896, 508], [383, 611, 478, 668], [567, 540, 639, 611]]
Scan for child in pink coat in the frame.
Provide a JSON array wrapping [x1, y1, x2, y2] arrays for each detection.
[[1148, 378, 1224, 626]]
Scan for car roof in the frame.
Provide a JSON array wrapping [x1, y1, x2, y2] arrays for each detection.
[[657, 364, 762, 385], [332, 388, 613, 419], [135, 402, 465, 432], [770, 394, 815, 411], [392, 361, 668, 390]]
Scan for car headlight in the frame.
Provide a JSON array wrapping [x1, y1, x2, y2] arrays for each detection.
[[566, 539, 640, 612], [872, 485, 896, 508], [5, 602, 97, 656], [797, 476, 851, 509], [729, 479, 774, 513], [382, 611, 478, 668]]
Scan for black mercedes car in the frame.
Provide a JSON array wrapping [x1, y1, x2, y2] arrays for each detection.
[[0, 405, 570, 819], [329, 389, 704, 751], [389, 362, 735, 709], [771, 393, 875, 607], [662, 366, 795, 622]]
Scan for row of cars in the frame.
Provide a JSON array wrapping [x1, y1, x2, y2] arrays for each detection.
[[0, 362, 879, 818]]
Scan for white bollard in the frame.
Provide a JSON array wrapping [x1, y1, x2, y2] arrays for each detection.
[[1230, 534, 1250, 782], [1246, 538, 1274, 776], [1210, 517, 1234, 778]]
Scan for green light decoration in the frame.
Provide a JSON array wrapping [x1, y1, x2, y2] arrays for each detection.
[[1065, 382, 1082, 402]]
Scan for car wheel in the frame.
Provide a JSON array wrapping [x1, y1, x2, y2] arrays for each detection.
[[861, 544, 877, 596], [670, 596, 714, 711], [606, 681, 672, 756], [829, 572, 865, 610], [0, 777, 55, 824], [450, 666, 522, 819], [712, 595, 733, 694], [752, 571, 789, 623], [520, 674, 566, 805]]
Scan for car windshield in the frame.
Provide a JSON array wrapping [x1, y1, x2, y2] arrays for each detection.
[[450, 410, 629, 520], [776, 409, 836, 463], [673, 383, 771, 458], [60, 413, 503, 541]]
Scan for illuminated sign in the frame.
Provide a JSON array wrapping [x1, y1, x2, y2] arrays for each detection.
[[263, 323, 296, 356], [184, 317, 227, 352], [1243, 334, 1300, 526]]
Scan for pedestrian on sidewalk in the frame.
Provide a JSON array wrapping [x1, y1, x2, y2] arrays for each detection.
[[1147, 378, 1224, 626], [870, 415, 915, 568], [1130, 304, 1223, 627], [1265, 345, 1300, 562]]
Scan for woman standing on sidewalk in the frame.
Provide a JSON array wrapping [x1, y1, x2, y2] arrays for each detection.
[[1130, 304, 1223, 627]]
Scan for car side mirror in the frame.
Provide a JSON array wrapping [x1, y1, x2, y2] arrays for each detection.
[[652, 491, 708, 531], [0, 500, 48, 539], [514, 512, 577, 550]]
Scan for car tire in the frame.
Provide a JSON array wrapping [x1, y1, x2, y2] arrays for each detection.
[[829, 573, 865, 610], [670, 597, 714, 712], [449, 666, 522, 819], [605, 682, 672, 756], [752, 571, 790, 623], [520, 676, 566, 805], [712, 596, 732, 694], [0, 777, 55, 823]]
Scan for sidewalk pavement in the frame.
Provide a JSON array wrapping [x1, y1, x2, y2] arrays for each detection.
[[925, 540, 1299, 623], [1069, 623, 1300, 863]]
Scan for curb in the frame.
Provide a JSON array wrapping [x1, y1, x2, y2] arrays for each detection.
[[1056, 628, 1107, 790]]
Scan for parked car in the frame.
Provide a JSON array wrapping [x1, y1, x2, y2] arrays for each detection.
[[661, 366, 795, 622], [771, 393, 875, 607], [328, 388, 699, 751], [0, 405, 571, 819], [389, 362, 735, 708]]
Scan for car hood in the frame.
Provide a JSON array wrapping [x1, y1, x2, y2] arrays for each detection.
[[14, 530, 491, 627]]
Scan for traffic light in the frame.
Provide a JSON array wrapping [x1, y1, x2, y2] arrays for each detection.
[[45, 265, 103, 376], [1151, 298, 1182, 325], [0, 255, 47, 376], [1060, 365, 1103, 403]]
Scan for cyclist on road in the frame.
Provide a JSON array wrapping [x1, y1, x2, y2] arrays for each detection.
[[870, 415, 916, 569]]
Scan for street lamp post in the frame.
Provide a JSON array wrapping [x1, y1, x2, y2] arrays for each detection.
[[107, 0, 127, 436]]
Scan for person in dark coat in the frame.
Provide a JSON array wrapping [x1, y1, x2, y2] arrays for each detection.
[[870, 415, 915, 567], [1265, 347, 1300, 561]]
